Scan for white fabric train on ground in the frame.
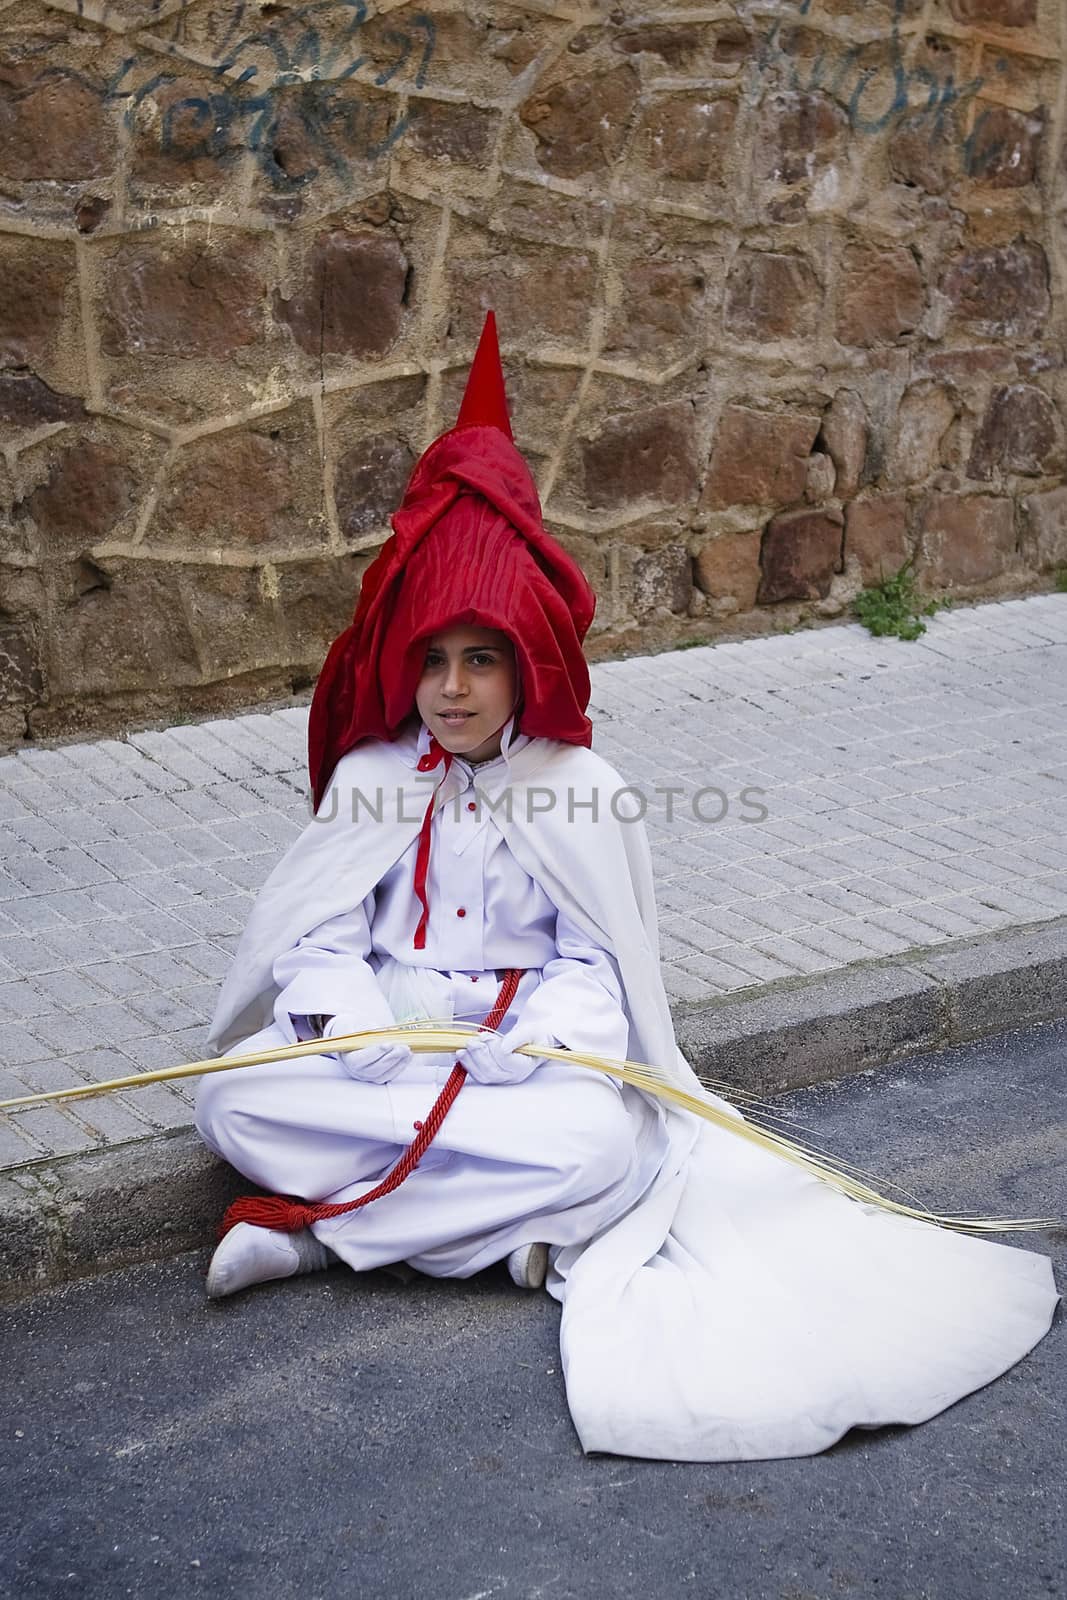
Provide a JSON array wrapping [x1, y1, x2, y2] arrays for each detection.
[[202, 721, 1059, 1463]]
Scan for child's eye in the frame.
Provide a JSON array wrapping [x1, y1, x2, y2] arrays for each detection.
[[471, 652, 496, 666]]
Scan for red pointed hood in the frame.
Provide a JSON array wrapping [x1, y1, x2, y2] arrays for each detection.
[[307, 312, 596, 809]]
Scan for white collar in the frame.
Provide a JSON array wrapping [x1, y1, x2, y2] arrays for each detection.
[[415, 713, 528, 773]]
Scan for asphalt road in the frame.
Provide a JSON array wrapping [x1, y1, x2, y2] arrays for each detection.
[[3, 1020, 1065, 1600]]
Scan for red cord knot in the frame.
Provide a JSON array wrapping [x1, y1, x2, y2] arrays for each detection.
[[413, 1120, 424, 1131]]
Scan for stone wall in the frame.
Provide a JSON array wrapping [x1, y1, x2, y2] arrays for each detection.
[[1, 0, 1065, 744]]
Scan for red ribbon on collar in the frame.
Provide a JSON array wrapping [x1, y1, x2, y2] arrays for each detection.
[[412, 734, 453, 950]]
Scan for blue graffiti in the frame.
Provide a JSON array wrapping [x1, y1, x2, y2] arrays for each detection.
[[102, 2, 436, 189], [745, 0, 987, 150]]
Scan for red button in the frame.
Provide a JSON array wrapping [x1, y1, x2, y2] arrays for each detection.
[[467, 801, 476, 812], [456, 907, 466, 917], [471, 975, 479, 983]]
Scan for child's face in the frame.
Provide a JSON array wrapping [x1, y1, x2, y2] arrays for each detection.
[[415, 625, 519, 762]]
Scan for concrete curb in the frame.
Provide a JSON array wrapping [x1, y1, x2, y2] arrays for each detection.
[[3, 915, 1066, 1305]]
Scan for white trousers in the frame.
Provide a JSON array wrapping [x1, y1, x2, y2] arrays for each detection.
[[195, 1022, 666, 1280]]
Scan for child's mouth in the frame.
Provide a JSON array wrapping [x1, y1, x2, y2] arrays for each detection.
[[438, 712, 475, 724]]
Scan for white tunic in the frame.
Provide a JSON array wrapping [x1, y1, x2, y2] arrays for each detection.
[[200, 721, 1060, 1463]]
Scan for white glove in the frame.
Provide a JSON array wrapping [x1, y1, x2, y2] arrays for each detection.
[[322, 1014, 415, 1084], [456, 1028, 554, 1086]]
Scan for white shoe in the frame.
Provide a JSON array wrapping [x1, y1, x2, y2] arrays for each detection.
[[506, 1241, 549, 1290], [206, 1221, 332, 1299]]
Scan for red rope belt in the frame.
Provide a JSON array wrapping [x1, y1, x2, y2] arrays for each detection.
[[216, 967, 524, 1240]]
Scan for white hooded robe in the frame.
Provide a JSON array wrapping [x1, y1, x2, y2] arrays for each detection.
[[203, 723, 1059, 1462]]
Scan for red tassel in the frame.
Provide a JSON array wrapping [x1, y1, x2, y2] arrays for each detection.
[[218, 1195, 317, 1239]]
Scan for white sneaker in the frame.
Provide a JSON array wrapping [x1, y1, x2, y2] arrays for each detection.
[[206, 1222, 332, 1299], [506, 1242, 549, 1290]]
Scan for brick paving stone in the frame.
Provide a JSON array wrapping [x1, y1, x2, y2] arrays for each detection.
[[69, 1091, 156, 1142], [166, 898, 247, 938], [0, 934, 64, 975], [82, 837, 160, 878], [170, 825, 239, 864], [211, 856, 273, 892], [31, 1012, 112, 1054], [1, 896, 68, 932], [130, 1081, 206, 1130], [175, 943, 233, 980], [127, 793, 194, 831], [0, 1118, 42, 1164], [127, 990, 206, 1033], [745, 933, 839, 975], [0, 980, 51, 1020], [32, 968, 110, 1009], [80, 1002, 154, 1045], [11, 1105, 98, 1156], [116, 1035, 188, 1071], [15, 1057, 90, 1093], [170, 786, 246, 825]]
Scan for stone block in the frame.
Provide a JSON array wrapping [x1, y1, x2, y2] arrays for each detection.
[[836, 244, 924, 347], [601, 260, 708, 359], [759, 91, 846, 184], [276, 229, 409, 360], [178, 565, 280, 677], [630, 94, 736, 185], [758, 508, 844, 604], [447, 237, 596, 347], [965, 105, 1043, 187], [701, 406, 819, 509], [948, 0, 1035, 22], [630, 545, 693, 617], [613, 23, 716, 71], [44, 560, 200, 698], [887, 115, 958, 194], [127, 73, 244, 193], [581, 401, 700, 512], [967, 385, 1064, 480], [942, 239, 1050, 338], [844, 496, 911, 584], [20, 437, 141, 553], [724, 251, 821, 341], [918, 494, 1016, 587], [693, 531, 762, 614], [0, 67, 112, 182], [335, 436, 416, 541], [101, 233, 268, 359], [887, 383, 958, 486], [148, 409, 327, 555], [275, 555, 370, 664], [0, 371, 83, 431], [822, 390, 868, 499], [519, 64, 639, 179], [0, 235, 76, 368], [0, 625, 42, 707], [805, 452, 836, 503], [1022, 486, 1067, 570], [404, 99, 500, 164]]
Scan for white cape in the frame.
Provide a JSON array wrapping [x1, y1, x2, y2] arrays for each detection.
[[208, 734, 1059, 1462]]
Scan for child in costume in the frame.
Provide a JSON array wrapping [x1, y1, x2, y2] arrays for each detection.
[[197, 313, 1059, 1464]]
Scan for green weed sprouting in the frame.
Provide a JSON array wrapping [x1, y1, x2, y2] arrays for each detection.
[[852, 556, 950, 641]]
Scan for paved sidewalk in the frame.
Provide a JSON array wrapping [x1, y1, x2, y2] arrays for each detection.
[[0, 592, 1066, 1270]]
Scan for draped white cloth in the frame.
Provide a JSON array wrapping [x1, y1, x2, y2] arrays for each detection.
[[201, 719, 1060, 1462]]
